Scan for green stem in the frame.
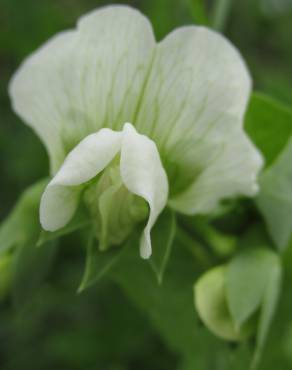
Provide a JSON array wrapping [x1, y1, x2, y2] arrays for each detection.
[[211, 0, 233, 32], [187, 0, 209, 26], [176, 226, 212, 268], [181, 216, 237, 258]]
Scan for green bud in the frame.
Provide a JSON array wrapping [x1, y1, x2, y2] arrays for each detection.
[[194, 265, 256, 341]]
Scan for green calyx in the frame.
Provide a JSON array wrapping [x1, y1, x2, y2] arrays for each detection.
[[83, 164, 148, 251]]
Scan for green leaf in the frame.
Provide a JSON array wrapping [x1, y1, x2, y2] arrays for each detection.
[[0, 178, 58, 306], [0, 179, 48, 254], [245, 93, 292, 167], [252, 255, 282, 369], [149, 208, 176, 284], [37, 205, 90, 247], [78, 233, 126, 293], [226, 246, 279, 328], [12, 238, 58, 307], [256, 138, 292, 250]]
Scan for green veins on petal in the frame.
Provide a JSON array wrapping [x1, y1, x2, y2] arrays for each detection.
[[10, 5, 262, 221]]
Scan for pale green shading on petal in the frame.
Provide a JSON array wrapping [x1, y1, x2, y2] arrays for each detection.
[[97, 182, 125, 251], [40, 127, 123, 231], [120, 123, 169, 259], [9, 6, 155, 173], [137, 26, 251, 139], [169, 128, 263, 214]]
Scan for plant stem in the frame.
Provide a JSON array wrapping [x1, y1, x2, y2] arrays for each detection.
[[211, 0, 233, 32], [176, 226, 212, 268], [188, 0, 209, 26], [180, 216, 237, 258]]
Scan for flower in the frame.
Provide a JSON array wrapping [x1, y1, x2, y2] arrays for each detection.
[[9, 5, 262, 258]]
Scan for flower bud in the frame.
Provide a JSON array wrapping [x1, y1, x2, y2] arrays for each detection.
[[194, 265, 256, 341]]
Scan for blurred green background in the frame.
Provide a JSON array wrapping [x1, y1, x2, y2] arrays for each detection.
[[1, 0, 292, 369]]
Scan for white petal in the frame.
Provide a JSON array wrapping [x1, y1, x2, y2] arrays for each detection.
[[169, 128, 263, 214], [53, 128, 122, 186], [134, 26, 259, 211], [136, 26, 251, 141], [40, 185, 81, 232], [9, 6, 155, 173], [120, 123, 168, 259], [40, 127, 122, 231]]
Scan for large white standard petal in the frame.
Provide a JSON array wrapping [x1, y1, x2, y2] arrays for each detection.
[[40, 128, 122, 231], [9, 6, 155, 173], [133, 26, 261, 212], [120, 123, 169, 259], [136, 26, 251, 142]]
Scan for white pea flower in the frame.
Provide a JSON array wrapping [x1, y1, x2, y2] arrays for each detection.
[[9, 6, 262, 259]]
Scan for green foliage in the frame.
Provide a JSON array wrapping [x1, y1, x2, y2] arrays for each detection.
[[245, 92, 292, 251], [37, 205, 90, 247], [187, 0, 209, 26], [78, 232, 126, 292], [256, 138, 292, 250], [0, 179, 47, 254], [224, 231, 282, 368], [253, 254, 282, 369], [226, 245, 279, 327], [0, 179, 60, 306], [149, 208, 176, 284], [12, 238, 58, 307], [0, 254, 12, 299], [211, 0, 232, 31], [245, 93, 292, 167], [195, 265, 255, 341]]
